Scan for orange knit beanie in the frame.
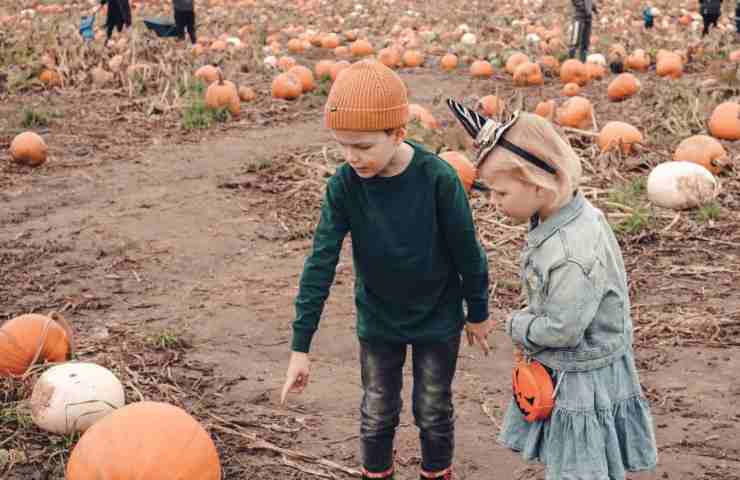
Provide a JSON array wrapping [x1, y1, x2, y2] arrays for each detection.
[[325, 59, 409, 131]]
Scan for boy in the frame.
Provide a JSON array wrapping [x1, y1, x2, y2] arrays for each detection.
[[281, 60, 492, 480], [700, 0, 723, 37], [100, 0, 131, 47], [173, 0, 196, 44], [569, 0, 598, 61]]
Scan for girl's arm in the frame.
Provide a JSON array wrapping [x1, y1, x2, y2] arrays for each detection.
[[507, 259, 602, 352], [291, 176, 349, 353]]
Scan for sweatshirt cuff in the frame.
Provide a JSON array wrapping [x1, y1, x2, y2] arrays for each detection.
[[291, 330, 314, 353], [508, 310, 539, 352], [466, 300, 489, 323]]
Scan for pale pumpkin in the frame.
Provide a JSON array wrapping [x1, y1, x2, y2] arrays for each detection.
[[555, 96, 593, 129], [597, 121, 643, 154], [66, 402, 221, 480], [205, 72, 240, 116], [673, 134, 727, 175], [708, 102, 740, 141], [607, 73, 640, 101], [647, 161, 718, 210]]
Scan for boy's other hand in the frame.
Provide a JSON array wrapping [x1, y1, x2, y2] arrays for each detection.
[[281, 351, 311, 404], [465, 318, 493, 356]]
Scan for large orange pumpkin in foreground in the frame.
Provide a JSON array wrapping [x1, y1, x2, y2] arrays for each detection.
[[440, 151, 476, 193], [66, 401, 221, 480], [0, 313, 72, 377]]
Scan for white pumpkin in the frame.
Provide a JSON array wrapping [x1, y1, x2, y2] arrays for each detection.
[[30, 362, 125, 435], [647, 161, 718, 210], [526, 33, 541, 45], [586, 53, 606, 66], [461, 33, 477, 45]]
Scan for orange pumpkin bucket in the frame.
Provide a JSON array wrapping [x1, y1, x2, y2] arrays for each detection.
[[512, 359, 555, 422]]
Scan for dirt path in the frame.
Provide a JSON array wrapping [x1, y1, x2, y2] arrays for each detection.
[[3, 72, 740, 480]]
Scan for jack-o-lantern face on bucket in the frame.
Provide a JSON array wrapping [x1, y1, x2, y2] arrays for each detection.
[[512, 360, 555, 422]]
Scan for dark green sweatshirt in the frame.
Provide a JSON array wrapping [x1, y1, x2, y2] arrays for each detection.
[[292, 142, 489, 353]]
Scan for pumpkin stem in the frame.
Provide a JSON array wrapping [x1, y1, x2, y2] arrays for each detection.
[[51, 311, 75, 358], [218, 68, 224, 85]]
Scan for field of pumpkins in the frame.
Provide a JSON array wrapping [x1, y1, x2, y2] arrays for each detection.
[[2, 0, 740, 477]]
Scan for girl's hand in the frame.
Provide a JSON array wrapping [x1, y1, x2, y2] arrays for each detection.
[[281, 351, 311, 404], [465, 318, 493, 356], [513, 345, 525, 363]]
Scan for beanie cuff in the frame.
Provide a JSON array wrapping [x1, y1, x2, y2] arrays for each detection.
[[325, 104, 409, 131]]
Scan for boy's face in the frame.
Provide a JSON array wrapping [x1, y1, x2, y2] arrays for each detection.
[[332, 128, 404, 178]]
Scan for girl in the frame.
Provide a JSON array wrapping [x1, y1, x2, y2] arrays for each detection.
[[448, 104, 658, 480]]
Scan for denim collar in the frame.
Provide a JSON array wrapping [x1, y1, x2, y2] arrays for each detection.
[[527, 191, 585, 248]]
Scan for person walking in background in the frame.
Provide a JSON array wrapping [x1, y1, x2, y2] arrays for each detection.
[[173, 0, 197, 44], [699, 0, 723, 37], [100, 0, 131, 47], [569, 0, 598, 62]]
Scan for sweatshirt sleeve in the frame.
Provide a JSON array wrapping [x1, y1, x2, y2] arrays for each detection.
[[506, 260, 601, 352], [437, 168, 490, 323], [291, 176, 350, 353]]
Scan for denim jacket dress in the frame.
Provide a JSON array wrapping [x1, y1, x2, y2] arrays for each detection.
[[506, 191, 631, 373]]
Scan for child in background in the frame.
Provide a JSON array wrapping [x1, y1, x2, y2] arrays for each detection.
[[643, 5, 655, 29], [173, 0, 196, 44], [281, 60, 492, 480], [448, 105, 658, 480], [700, 0, 723, 36]]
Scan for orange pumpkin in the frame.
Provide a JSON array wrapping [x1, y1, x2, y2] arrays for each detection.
[[402, 50, 425, 67], [730, 50, 740, 64], [513, 360, 554, 422], [625, 49, 650, 72], [478, 95, 505, 117], [329, 60, 351, 81], [597, 121, 643, 154], [513, 62, 544, 86], [210, 40, 227, 51], [278, 56, 297, 72], [556, 96, 593, 129], [271, 72, 303, 99], [708, 102, 740, 141], [315, 60, 334, 80], [350, 39, 374, 57], [585, 62, 606, 80], [607, 73, 640, 101], [287, 38, 304, 53], [66, 402, 221, 480], [321, 33, 340, 49], [440, 53, 459, 72], [505, 52, 530, 75], [534, 100, 556, 120], [673, 134, 727, 175], [205, 71, 240, 116], [562, 82, 580, 96], [559, 59, 588, 86], [288, 65, 316, 93], [656, 52, 683, 78], [194, 65, 221, 84], [409, 104, 439, 129], [238, 86, 256, 102], [377, 47, 401, 68], [470, 60, 494, 78], [439, 151, 476, 193], [9, 131, 49, 167], [539, 55, 560, 73], [39, 69, 62, 88], [0, 313, 72, 377]]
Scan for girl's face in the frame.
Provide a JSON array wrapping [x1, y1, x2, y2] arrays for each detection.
[[487, 174, 547, 223], [333, 128, 405, 178]]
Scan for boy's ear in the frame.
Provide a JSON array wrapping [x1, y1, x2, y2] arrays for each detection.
[[395, 126, 407, 144]]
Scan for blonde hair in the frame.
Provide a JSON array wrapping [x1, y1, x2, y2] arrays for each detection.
[[479, 112, 582, 208]]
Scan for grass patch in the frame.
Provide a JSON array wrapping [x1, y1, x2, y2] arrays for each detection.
[[694, 201, 722, 223], [20, 107, 60, 128], [181, 80, 231, 129], [608, 177, 653, 236]]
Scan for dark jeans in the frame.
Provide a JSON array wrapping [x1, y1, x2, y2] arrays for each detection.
[[175, 9, 196, 44], [702, 13, 719, 36], [359, 335, 461, 475], [569, 0, 592, 62]]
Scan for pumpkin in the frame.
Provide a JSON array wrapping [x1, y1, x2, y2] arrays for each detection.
[[238, 85, 256, 102], [344, 29, 358, 42], [539, 55, 560, 75], [625, 49, 650, 72], [559, 59, 588, 86], [585, 62, 606, 80], [210, 40, 227, 51], [278, 56, 297, 72], [402, 50, 425, 67], [9, 131, 49, 167], [730, 50, 740, 64], [205, 71, 240, 116], [708, 102, 740, 141], [315, 60, 334, 80], [439, 151, 476, 193], [461, 32, 477, 45], [321, 33, 340, 49], [555, 96, 593, 129], [288, 65, 315, 93], [287, 38, 304, 53], [31, 362, 125, 435], [513, 360, 554, 422], [534, 100, 556, 120], [656, 52, 683, 78], [440, 53, 459, 72], [329, 60, 351, 81], [271, 72, 303, 99], [0, 313, 72, 377], [608, 44, 627, 60], [66, 401, 221, 480], [513, 62, 544, 86], [409, 104, 440, 129], [586, 53, 606, 66], [647, 161, 718, 210], [505, 52, 530, 75], [40, 69, 62, 88], [333, 46, 350, 59], [378, 47, 401, 68], [470, 60, 494, 78], [607, 73, 640, 101], [478, 95, 505, 117], [673, 135, 727, 175], [350, 39, 374, 57], [562, 82, 580, 96], [194, 65, 221, 84], [597, 121, 643, 154]]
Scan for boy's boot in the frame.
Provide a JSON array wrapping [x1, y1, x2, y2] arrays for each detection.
[[362, 466, 394, 480], [420, 466, 453, 480]]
